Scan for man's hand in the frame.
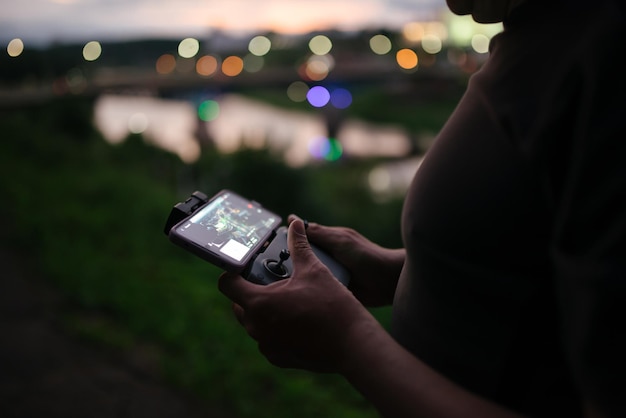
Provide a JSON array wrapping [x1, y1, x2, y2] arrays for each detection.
[[288, 215, 405, 306], [218, 219, 377, 372]]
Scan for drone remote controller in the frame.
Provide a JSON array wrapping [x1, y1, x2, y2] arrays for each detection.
[[165, 190, 350, 287], [244, 226, 350, 286]]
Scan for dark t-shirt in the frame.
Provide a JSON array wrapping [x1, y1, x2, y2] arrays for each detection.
[[392, 0, 626, 416]]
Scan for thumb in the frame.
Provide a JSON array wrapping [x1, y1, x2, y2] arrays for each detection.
[[287, 214, 336, 254], [288, 218, 322, 275]]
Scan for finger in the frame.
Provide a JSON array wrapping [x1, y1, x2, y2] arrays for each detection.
[[232, 302, 245, 326], [288, 218, 315, 259], [232, 303, 262, 341], [218, 271, 261, 308], [296, 220, 341, 255], [288, 219, 323, 274], [287, 214, 311, 230]]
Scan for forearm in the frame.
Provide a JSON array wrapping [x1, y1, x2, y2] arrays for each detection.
[[340, 319, 524, 418]]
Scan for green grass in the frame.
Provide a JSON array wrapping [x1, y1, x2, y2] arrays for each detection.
[[0, 97, 385, 417]]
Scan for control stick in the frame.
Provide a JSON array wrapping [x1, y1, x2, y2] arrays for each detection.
[[265, 249, 291, 277]]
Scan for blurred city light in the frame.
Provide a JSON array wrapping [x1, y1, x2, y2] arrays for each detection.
[[421, 34, 442, 54], [128, 112, 149, 134], [309, 35, 333, 55], [178, 38, 200, 58], [198, 100, 220, 121], [196, 55, 219, 76], [82, 41, 102, 61], [396, 49, 418, 70], [369, 166, 391, 192], [447, 13, 502, 47], [304, 54, 334, 81], [248, 35, 272, 56], [7, 38, 24, 57], [306, 86, 331, 107], [287, 81, 309, 102], [308, 137, 343, 161], [243, 54, 265, 73], [471, 34, 490, 53], [156, 54, 176, 75], [369, 34, 392, 55], [403, 23, 424, 43], [425, 22, 448, 41], [330, 88, 352, 109], [222, 56, 244, 76]]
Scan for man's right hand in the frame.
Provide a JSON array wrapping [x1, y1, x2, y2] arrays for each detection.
[[288, 215, 405, 307]]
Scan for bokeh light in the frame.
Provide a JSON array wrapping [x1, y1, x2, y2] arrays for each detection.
[[222, 56, 244, 76], [369, 167, 391, 193], [425, 22, 448, 41], [309, 35, 332, 55], [471, 34, 490, 54], [448, 18, 474, 46], [156, 54, 176, 74], [308, 137, 343, 161], [7, 38, 24, 57], [82, 41, 102, 61], [178, 38, 200, 58], [243, 54, 264, 73], [396, 49, 418, 70], [196, 55, 218, 76], [304, 55, 334, 81], [306, 86, 330, 108], [369, 34, 392, 55], [287, 81, 309, 102], [330, 88, 352, 109], [421, 35, 442, 54], [448, 14, 503, 47], [403, 23, 424, 43], [198, 100, 220, 122], [128, 113, 149, 134], [248, 35, 272, 56]]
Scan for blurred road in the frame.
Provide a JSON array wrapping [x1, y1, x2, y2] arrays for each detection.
[[0, 246, 214, 418]]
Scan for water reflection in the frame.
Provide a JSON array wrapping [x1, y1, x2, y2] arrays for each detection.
[[94, 93, 413, 167], [94, 95, 201, 163]]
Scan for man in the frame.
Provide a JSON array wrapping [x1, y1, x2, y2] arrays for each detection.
[[219, 0, 626, 416]]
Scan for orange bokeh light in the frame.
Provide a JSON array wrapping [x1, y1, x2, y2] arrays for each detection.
[[196, 55, 218, 77], [156, 54, 176, 75], [222, 56, 244, 77], [396, 49, 419, 70]]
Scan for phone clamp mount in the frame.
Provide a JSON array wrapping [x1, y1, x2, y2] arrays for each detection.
[[163, 191, 209, 236], [165, 191, 350, 287]]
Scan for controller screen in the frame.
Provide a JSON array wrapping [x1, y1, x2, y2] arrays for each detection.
[[176, 192, 280, 262]]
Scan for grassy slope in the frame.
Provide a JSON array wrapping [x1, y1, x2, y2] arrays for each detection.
[[0, 98, 383, 418], [0, 89, 456, 416]]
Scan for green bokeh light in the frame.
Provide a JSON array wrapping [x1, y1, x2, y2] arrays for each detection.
[[198, 100, 220, 121], [325, 138, 343, 161]]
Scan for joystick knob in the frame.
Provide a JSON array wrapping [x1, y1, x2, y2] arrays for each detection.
[[278, 249, 290, 264], [264, 249, 291, 278]]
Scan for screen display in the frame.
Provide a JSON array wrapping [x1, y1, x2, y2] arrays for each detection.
[[175, 191, 280, 262]]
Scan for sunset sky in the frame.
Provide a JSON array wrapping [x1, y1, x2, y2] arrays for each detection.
[[1, 0, 447, 45]]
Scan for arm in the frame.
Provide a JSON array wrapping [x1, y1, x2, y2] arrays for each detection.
[[219, 220, 602, 418], [339, 317, 525, 418]]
